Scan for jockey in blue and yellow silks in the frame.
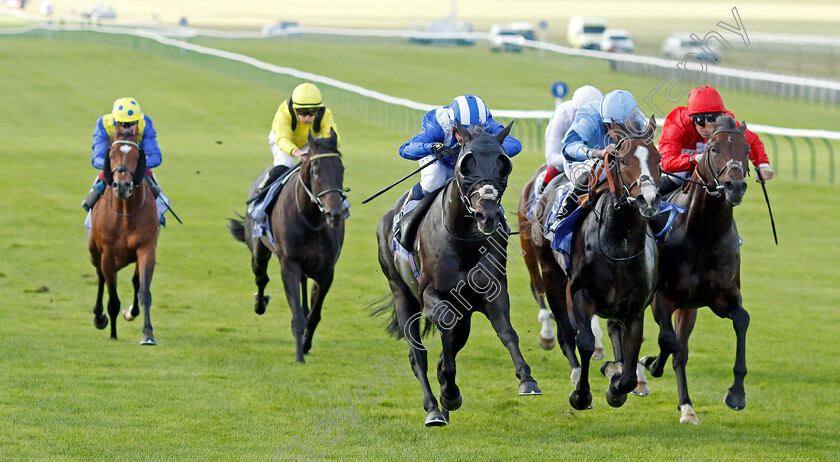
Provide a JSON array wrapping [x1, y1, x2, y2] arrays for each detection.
[[82, 97, 169, 223]]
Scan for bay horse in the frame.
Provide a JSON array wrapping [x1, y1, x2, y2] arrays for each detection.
[[641, 116, 752, 424], [525, 116, 661, 410], [228, 129, 345, 363], [87, 123, 159, 345], [375, 121, 541, 427]]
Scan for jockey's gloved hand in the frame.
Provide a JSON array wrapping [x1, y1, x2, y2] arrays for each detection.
[[430, 142, 459, 161]]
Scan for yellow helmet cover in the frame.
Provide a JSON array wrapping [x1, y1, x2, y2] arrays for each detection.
[[112, 97, 143, 123]]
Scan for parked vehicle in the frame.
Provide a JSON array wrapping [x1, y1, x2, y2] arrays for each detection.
[[567, 16, 607, 50], [489, 22, 536, 52], [601, 29, 634, 53], [661, 33, 721, 62], [409, 20, 475, 46], [261, 21, 301, 37]]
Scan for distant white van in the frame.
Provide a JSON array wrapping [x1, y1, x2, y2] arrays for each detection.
[[567, 16, 607, 50], [489, 22, 536, 52]]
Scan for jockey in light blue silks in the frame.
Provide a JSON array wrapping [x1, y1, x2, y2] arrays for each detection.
[[396, 94, 522, 221], [82, 97, 170, 226], [549, 89, 647, 231]]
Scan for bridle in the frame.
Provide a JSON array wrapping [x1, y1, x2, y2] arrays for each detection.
[[698, 127, 748, 197], [607, 135, 657, 209], [454, 150, 509, 215], [109, 140, 140, 187], [295, 152, 346, 229]]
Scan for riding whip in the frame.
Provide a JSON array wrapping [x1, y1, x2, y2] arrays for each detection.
[[362, 158, 440, 204], [165, 203, 183, 224], [754, 167, 777, 245]]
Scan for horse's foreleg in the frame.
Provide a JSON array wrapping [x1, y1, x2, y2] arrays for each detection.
[[280, 260, 306, 363], [392, 283, 443, 426], [643, 294, 678, 378], [606, 314, 644, 407], [93, 265, 108, 330], [251, 239, 272, 315], [673, 308, 699, 424], [137, 247, 156, 345], [542, 265, 578, 375], [124, 266, 141, 321], [301, 272, 332, 355], [437, 315, 471, 414], [569, 289, 595, 410], [716, 288, 749, 412], [483, 291, 541, 396], [101, 257, 120, 340], [422, 287, 464, 412]]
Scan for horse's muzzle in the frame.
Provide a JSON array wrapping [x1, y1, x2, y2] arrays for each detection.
[[326, 208, 344, 228], [114, 180, 134, 200], [635, 192, 662, 220], [474, 206, 502, 236], [724, 180, 747, 206]]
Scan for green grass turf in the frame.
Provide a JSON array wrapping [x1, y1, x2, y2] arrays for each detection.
[[1, 36, 839, 461]]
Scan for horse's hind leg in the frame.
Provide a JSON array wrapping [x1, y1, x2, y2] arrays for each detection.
[[302, 272, 333, 355], [124, 266, 141, 321], [251, 239, 272, 315], [101, 259, 120, 340], [519, 220, 554, 350], [642, 294, 679, 378], [92, 266, 108, 330], [605, 314, 644, 408], [137, 247, 156, 345], [437, 315, 471, 413], [483, 291, 541, 397], [568, 290, 595, 410], [541, 265, 579, 382], [673, 308, 699, 424]]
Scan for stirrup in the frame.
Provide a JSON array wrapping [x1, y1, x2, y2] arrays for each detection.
[[81, 189, 100, 212]]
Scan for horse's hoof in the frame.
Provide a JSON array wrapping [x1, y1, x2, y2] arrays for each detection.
[[569, 389, 593, 411], [123, 305, 137, 321], [631, 381, 651, 397], [424, 409, 447, 427], [679, 404, 699, 424], [640, 356, 663, 378], [600, 361, 623, 379], [591, 348, 605, 360], [139, 336, 157, 346], [519, 379, 542, 396], [440, 393, 462, 411], [94, 314, 108, 330], [724, 389, 746, 411], [253, 293, 270, 315], [538, 335, 556, 350], [606, 387, 628, 408]]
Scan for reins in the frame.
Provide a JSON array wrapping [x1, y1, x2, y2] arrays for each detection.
[[106, 139, 148, 216], [294, 152, 346, 230]]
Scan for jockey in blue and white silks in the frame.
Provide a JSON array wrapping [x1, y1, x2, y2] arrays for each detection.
[[549, 89, 647, 230], [396, 94, 522, 219]]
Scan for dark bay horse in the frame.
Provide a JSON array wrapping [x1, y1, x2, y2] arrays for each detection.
[[641, 116, 752, 424], [87, 123, 159, 345], [525, 117, 661, 410], [229, 130, 345, 363], [375, 122, 541, 427]]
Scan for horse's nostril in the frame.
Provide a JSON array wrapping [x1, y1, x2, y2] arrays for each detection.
[[475, 212, 486, 222]]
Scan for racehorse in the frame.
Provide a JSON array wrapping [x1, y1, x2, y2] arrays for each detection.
[[228, 130, 345, 363], [375, 121, 541, 427], [87, 123, 159, 345], [525, 116, 661, 410], [518, 164, 606, 359], [641, 116, 752, 424]]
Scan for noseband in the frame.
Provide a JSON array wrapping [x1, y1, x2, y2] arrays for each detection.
[[700, 128, 747, 197], [295, 152, 346, 229], [109, 140, 140, 186]]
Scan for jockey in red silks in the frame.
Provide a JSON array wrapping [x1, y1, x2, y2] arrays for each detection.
[[539, 85, 603, 193], [657, 85, 774, 195]]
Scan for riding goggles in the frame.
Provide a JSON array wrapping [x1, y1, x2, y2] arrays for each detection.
[[691, 112, 724, 127], [295, 108, 320, 117]]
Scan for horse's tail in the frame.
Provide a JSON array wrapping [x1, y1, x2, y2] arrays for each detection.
[[227, 213, 246, 243], [368, 294, 436, 340]]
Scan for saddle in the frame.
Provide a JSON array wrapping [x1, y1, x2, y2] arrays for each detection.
[[396, 191, 440, 250]]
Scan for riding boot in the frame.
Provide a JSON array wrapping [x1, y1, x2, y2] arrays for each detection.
[[393, 183, 425, 234], [81, 180, 105, 212], [145, 173, 163, 199], [549, 174, 589, 233], [247, 165, 290, 205], [658, 174, 682, 197]]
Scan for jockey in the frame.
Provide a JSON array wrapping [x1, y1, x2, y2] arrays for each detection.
[[248, 82, 340, 204], [658, 85, 774, 195], [396, 94, 522, 219], [540, 85, 603, 193], [82, 97, 165, 212], [550, 89, 647, 231]]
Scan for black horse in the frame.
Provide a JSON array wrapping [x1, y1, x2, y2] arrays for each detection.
[[375, 121, 541, 427], [642, 116, 752, 424], [528, 117, 662, 410], [229, 130, 346, 363]]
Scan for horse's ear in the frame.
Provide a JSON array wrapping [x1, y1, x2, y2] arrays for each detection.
[[454, 119, 470, 142], [739, 121, 747, 134], [103, 148, 113, 186], [495, 121, 513, 144], [134, 149, 146, 188], [329, 127, 337, 142], [308, 130, 316, 146], [645, 115, 657, 140]]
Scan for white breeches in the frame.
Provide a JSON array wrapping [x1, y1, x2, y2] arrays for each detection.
[[545, 151, 566, 170], [268, 130, 297, 168], [418, 155, 454, 193], [564, 158, 606, 184]]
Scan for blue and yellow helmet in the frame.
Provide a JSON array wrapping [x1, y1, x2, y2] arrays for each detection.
[[111, 97, 143, 123]]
